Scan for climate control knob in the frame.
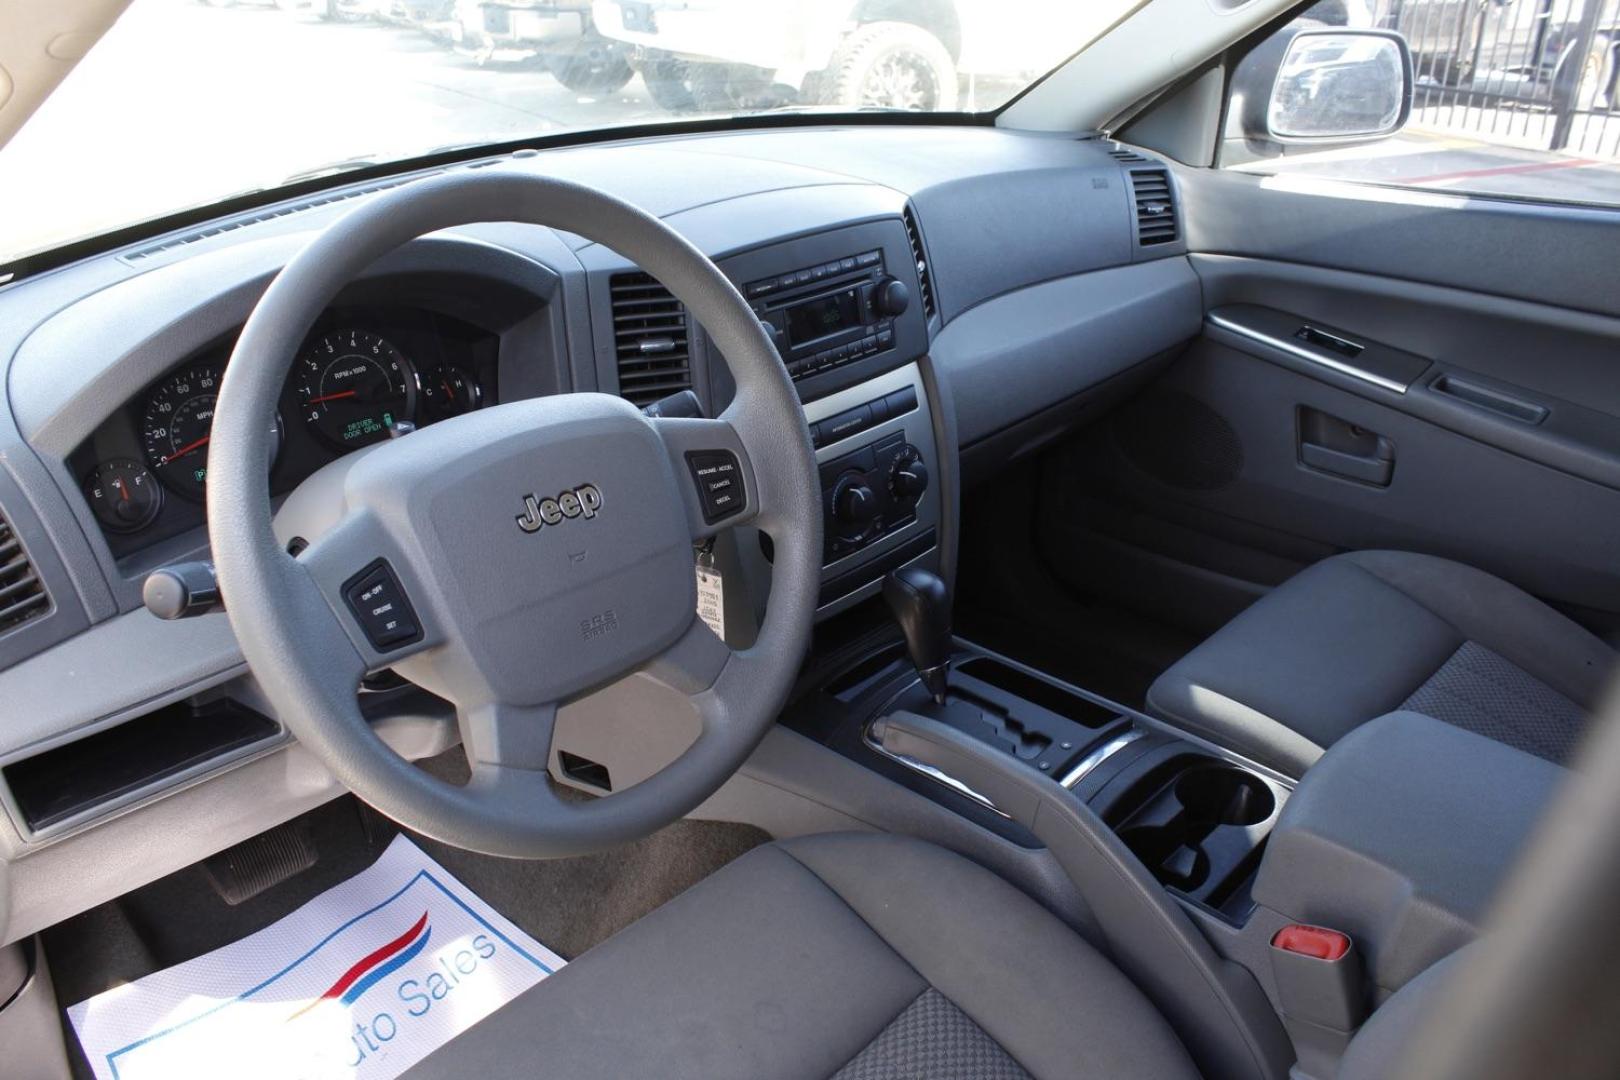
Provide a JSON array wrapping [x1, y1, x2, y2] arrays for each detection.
[[832, 472, 880, 525], [889, 445, 929, 502]]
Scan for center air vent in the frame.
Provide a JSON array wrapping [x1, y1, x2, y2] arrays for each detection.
[[901, 205, 936, 321], [1129, 169, 1179, 246], [0, 507, 50, 636], [610, 272, 692, 407]]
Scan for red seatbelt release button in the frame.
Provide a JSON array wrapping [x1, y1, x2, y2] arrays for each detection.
[[1272, 924, 1351, 962]]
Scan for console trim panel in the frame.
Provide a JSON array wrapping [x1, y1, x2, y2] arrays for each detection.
[[1061, 728, 1147, 789]]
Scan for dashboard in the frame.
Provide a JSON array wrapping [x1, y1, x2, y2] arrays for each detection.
[[0, 124, 1199, 945], [70, 306, 501, 560]]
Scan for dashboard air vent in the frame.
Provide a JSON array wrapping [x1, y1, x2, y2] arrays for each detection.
[[901, 205, 936, 321], [0, 507, 50, 636], [610, 272, 692, 407], [1108, 147, 1149, 163], [1129, 169, 1179, 246]]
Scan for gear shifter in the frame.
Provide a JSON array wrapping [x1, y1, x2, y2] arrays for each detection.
[[883, 566, 952, 704]]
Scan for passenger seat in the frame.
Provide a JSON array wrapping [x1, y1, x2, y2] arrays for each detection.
[[1146, 550, 1616, 777]]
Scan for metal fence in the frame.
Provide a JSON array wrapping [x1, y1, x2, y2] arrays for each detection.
[[1380, 0, 1620, 156]]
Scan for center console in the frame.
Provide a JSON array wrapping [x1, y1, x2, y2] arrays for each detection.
[[719, 218, 942, 619], [789, 622, 1566, 1080], [825, 643, 1293, 922]]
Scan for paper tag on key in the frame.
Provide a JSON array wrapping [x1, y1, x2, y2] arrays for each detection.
[[695, 553, 725, 641]]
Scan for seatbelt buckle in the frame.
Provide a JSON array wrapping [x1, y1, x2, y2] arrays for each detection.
[[1269, 924, 1364, 1077], [1273, 924, 1351, 964]]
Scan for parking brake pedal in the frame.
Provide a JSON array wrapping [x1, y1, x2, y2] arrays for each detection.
[[201, 822, 318, 906]]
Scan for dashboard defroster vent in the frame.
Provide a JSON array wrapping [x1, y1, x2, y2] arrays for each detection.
[[120, 175, 433, 265], [1129, 169, 1179, 246], [901, 205, 936, 321], [1108, 147, 1149, 163], [610, 272, 692, 407], [0, 506, 50, 636]]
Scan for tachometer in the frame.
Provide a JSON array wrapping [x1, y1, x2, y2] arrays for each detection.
[[142, 363, 282, 499], [297, 330, 416, 449]]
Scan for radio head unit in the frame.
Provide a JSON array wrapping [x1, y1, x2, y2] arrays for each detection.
[[719, 217, 930, 402], [747, 249, 911, 383]]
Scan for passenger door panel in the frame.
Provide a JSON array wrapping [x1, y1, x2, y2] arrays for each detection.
[[1037, 173, 1620, 634]]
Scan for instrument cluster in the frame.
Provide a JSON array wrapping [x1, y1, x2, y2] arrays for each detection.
[[73, 306, 498, 559]]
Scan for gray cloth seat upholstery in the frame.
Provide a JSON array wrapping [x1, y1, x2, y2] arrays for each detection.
[[407, 832, 1201, 1080], [1147, 550, 1615, 777]]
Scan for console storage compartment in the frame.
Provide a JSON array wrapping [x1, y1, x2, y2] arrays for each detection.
[[1251, 711, 1566, 998]]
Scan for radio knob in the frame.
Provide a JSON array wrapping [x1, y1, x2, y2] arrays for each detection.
[[876, 277, 911, 318], [889, 446, 929, 501], [759, 318, 784, 349], [832, 472, 879, 525]]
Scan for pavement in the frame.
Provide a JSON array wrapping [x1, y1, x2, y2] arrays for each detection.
[[3, 0, 1618, 268], [1244, 124, 1620, 205]]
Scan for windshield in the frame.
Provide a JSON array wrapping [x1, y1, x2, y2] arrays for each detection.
[[0, 0, 1140, 269]]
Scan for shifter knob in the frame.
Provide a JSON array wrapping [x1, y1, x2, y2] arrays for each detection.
[[883, 566, 951, 703]]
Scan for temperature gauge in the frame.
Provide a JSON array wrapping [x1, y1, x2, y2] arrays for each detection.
[[418, 365, 483, 422], [84, 459, 162, 534]]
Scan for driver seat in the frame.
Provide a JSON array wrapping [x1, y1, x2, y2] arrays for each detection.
[[406, 832, 1203, 1079]]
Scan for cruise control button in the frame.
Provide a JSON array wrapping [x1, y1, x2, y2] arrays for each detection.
[[686, 451, 746, 524], [342, 560, 421, 652]]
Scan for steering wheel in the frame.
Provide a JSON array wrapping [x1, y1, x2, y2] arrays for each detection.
[[207, 171, 821, 858]]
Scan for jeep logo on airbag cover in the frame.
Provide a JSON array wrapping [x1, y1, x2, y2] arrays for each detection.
[[516, 484, 603, 533]]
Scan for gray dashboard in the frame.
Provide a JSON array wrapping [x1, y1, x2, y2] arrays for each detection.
[[0, 124, 1195, 943]]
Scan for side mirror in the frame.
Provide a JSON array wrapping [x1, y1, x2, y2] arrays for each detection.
[[1233, 28, 1414, 155]]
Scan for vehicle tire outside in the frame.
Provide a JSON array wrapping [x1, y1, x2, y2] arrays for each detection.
[[548, 37, 636, 95], [823, 21, 958, 111], [1552, 32, 1616, 108], [637, 57, 789, 114], [638, 55, 701, 113], [1579, 34, 1615, 110]]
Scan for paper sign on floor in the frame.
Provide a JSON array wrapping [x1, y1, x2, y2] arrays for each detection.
[[68, 835, 565, 1080]]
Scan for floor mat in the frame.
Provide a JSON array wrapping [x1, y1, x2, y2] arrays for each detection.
[[67, 836, 564, 1080]]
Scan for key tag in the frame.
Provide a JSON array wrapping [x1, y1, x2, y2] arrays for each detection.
[[695, 539, 725, 641]]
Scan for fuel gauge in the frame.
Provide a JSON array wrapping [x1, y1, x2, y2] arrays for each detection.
[[85, 458, 162, 534], [418, 365, 483, 423]]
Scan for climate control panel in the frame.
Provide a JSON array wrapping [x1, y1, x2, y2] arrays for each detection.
[[822, 433, 930, 564]]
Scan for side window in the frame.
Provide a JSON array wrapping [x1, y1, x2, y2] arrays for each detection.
[[1221, 0, 1620, 208]]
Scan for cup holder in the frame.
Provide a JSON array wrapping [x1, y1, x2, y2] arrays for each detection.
[[1107, 756, 1284, 912], [1174, 764, 1276, 827], [1120, 824, 1211, 891]]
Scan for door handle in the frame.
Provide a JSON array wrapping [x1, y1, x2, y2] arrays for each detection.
[[1300, 442, 1394, 486], [1298, 407, 1395, 487]]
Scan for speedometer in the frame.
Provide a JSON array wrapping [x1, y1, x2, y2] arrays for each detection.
[[296, 330, 416, 449], [142, 363, 282, 500]]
